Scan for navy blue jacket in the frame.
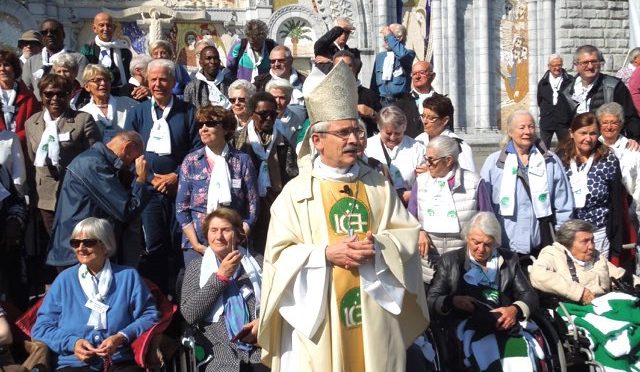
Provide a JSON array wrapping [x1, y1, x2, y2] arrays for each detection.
[[371, 35, 416, 97], [124, 97, 201, 176], [48, 142, 153, 266]]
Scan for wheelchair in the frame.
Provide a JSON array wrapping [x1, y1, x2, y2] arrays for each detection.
[[424, 308, 567, 372]]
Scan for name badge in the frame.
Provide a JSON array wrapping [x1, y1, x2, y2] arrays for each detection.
[[85, 298, 110, 314], [240, 285, 253, 299], [58, 132, 71, 142], [232, 178, 241, 189]]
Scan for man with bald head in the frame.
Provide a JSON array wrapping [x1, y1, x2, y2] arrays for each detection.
[[80, 12, 133, 95], [393, 61, 443, 137]]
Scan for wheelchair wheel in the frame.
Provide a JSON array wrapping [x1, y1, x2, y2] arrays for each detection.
[[531, 311, 567, 372]]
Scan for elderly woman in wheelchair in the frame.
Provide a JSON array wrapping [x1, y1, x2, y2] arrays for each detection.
[[530, 219, 640, 371], [427, 212, 543, 371], [179, 208, 266, 372]]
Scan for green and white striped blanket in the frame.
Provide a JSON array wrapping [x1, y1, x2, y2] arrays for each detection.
[[557, 292, 640, 372], [455, 319, 544, 371]]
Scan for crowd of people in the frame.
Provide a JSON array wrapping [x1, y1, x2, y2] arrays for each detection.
[[1, 10, 640, 372]]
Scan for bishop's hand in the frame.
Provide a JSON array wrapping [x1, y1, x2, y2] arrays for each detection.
[[326, 231, 375, 269]]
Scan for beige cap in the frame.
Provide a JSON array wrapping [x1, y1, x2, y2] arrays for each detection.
[[19, 30, 42, 45]]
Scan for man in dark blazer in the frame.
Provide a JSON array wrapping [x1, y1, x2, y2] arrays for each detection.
[[124, 59, 201, 295], [80, 12, 133, 96], [537, 54, 573, 148], [313, 17, 360, 74]]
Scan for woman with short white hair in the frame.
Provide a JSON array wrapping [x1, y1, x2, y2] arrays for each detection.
[[80, 64, 138, 139], [364, 105, 425, 204], [227, 79, 256, 131], [597, 102, 640, 213], [52, 53, 88, 110], [32, 217, 158, 371], [408, 135, 492, 284]]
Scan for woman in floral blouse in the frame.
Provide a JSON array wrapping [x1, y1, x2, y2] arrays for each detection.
[[176, 105, 259, 265]]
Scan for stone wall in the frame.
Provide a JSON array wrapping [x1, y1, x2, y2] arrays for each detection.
[[555, 0, 630, 74]]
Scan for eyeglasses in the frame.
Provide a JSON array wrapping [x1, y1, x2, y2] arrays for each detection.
[[40, 28, 61, 35], [229, 97, 246, 104], [421, 114, 441, 123], [576, 60, 600, 68], [254, 110, 278, 120], [70, 238, 100, 248], [600, 120, 621, 126], [198, 120, 223, 128], [316, 127, 366, 140], [270, 58, 287, 64], [88, 78, 109, 85], [41, 90, 68, 99], [424, 156, 446, 165]]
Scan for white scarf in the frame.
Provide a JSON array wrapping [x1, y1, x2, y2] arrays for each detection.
[[247, 121, 276, 197], [205, 145, 233, 213], [78, 260, 113, 330], [412, 88, 434, 114], [499, 149, 551, 218], [195, 70, 231, 109], [312, 156, 360, 182], [572, 77, 594, 114], [0, 84, 17, 132], [146, 97, 173, 156], [599, 134, 628, 154], [94, 36, 128, 86], [199, 246, 262, 323], [569, 154, 594, 209], [81, 96, 116, 130], [381, 51, 395, 81], [34, 49, 67, 79], [418, 169, 459, 233], [548, 74, 563, 105], [245, 43, 265, 83], [128, 76, 141, 87], [34, 110, 61, 167]]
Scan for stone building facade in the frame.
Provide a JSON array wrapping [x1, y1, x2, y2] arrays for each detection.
[[0, 0, 635, 141]]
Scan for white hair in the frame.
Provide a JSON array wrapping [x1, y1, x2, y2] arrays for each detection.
[[547, 54, 562, 64], [462, 212, 502, 247], [130, 54, 152, 75], [71, 217, 117, 257], [265, 79, 293, 101], [147, 58, 176, 79], [427, 135, 460, 162], [52, 53, 78, 73]]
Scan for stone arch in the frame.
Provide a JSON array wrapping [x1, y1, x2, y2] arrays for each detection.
[[0, 0, 38, 50], [268, 5, 327, 44]]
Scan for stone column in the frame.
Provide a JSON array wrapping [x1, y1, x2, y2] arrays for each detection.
[[446, 0, 459, 130], [431, 0, 444, 94], [476, 0, 491, 130], [528, 0, 539, 116], [376, 0, 389, 51]]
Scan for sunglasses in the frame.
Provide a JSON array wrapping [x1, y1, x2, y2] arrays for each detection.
[[70, 238, 99, 248], [198, 120, 222, 128], [40, 29, 61, 35], [254, 110, 278, 120], [42, 90, 68, 99], [229, 97, 246, 104]]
